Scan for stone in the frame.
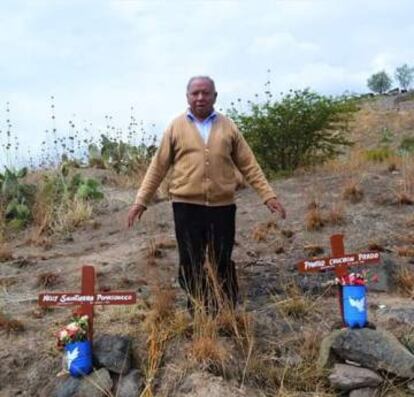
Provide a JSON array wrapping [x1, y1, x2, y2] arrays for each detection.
[[380, 307, 414, 325], [55, 377, 81, 397], [176, 371, 259, 397], [78, 368, 113, 397], [349, 387, 378, 397], [330, 328, 414, 379], [317, 330, 343, 369], [328, 364, 382, 391], [93, 335, 133, 374], [115, 369, 143, 397]]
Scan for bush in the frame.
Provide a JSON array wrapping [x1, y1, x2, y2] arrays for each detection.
[[399, 136, 414, 154], [228, 89, 356, 175], [88, 134, 156, 174], [364, 147, 394, 162], [0, 167, 35, 228]]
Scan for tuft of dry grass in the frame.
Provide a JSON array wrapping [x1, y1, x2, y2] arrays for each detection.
[[305, 208, 325, 231], [327, 204, 345, 225], [393, 265, 414, 297], [303, 244, 324, 257], [342, 180, 364, 203], [189, 335, 227, 370], [0, 312, 25, 334], [251, 220, 278, 242], [395, 191, 413, 206], [0, 243, 13, 262], [396, 246, 414, 257], [367, 242, 386, 252], [36, 271, 61, 288]]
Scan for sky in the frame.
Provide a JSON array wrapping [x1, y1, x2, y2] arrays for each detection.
[[0, 0, 413, 166]]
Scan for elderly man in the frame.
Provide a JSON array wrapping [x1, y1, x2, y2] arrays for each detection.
[[128, 76, 286, 312]]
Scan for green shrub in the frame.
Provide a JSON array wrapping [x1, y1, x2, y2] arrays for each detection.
[[0, 167, 35, 227], [228, 89, 356, 175], [364, 147, 394, 162], [88, 134, 156, 174], [399, 136, 414, 154]]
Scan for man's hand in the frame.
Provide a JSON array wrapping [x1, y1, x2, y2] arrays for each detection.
[[265, 197, 286, 219], [127, 203, 146, 227]]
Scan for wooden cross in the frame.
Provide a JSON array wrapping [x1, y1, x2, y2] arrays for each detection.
[[297, 234, 381, 322], [38, 265, 136, 340]]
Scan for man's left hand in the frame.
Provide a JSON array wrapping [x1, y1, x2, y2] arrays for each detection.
[[265, 197, 286, 219]]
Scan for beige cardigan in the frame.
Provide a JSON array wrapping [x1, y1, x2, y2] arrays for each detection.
[[134, 112, 276, 207]]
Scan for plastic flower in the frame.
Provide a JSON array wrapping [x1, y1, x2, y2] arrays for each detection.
[[56, 315, 89, 350]]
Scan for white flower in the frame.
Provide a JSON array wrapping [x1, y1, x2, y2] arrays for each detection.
[[59, 329, 69, 340]]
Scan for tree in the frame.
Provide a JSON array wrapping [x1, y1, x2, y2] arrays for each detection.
[[394, 64, 414, 91], [367, 71, 392, 94], [228, 89, 357, 175]]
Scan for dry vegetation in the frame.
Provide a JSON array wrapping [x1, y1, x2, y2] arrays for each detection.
[[1, 95, 414, 396]]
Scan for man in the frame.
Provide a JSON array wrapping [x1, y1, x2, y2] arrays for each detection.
[[128, 76, 286, 312]]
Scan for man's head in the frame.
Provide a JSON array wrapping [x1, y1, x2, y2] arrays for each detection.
[[186, 76, 217, 120]]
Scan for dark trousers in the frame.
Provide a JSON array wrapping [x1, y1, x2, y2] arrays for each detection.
[[172, 202, 238, 312]]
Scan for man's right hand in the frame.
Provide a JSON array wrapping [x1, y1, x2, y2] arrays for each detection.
[[127, 203, 146, 227]]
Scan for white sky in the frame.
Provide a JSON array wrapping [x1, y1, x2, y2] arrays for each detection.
[[0, 0, 413, 165]]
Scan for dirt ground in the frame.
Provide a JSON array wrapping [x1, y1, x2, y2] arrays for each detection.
[[0, 158, 413, 396]]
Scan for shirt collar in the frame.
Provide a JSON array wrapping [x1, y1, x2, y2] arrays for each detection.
[[186, 109, 217, 123]]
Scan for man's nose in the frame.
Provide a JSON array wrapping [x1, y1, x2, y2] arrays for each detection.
[[196, 92, 205, 100]]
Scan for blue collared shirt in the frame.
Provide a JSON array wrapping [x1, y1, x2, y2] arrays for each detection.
[[186, 109, 217, 144]]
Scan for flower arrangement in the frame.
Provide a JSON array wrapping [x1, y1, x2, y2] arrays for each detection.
[[56, 315, 89, 350], [336, 270, 379, 286]]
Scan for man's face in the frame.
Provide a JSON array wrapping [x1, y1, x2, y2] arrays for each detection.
[[186, 78, 217, 120]]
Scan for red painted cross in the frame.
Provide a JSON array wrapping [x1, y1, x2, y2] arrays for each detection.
[[38, 265, 136, 340], [297, 234, 380, 322]]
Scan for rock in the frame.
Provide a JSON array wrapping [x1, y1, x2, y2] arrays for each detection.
[[349, 387, 378, 397], [176, 371, 259, 397], [408, 380, 414, 394], [318, 330, 343, 369], [328, 364, 382, 390], [380, 307, 414, 325], [93, 335, 133, 374], [55, 377, 81, 397], [78, 368, 112, 397], [115, 369, 143, 397], [329, 328, 414, 379]]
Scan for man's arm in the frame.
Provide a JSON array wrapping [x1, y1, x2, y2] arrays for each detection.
[[127, 128, 174, 227], [231, 126, 286, 219]]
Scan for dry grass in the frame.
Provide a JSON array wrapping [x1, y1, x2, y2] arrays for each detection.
[[326, 204, 345, 225], [0, 243, 13, 262], [189, 335, 227, 371], [251, 220, 278, 242], [305, 208, 325, 231], [36, 271, 61, 288], [342, 179, 364, 203], [56, 198, 93, 232], [396, 246, 414, 257], [0, 311, 25, 334], [393, 265, 414, 297], [303, 244, 324, 257]]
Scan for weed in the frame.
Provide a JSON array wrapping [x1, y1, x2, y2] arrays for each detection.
[[0, 243, 13, 262], [364, 147, 394, 162], [305, 208, 325, 231], [37, 271, 61, 288], [393, 265, 414, 297], [342, 180, 364, 203], [303, 244, 324, 257], [0, 311, 25, 334]]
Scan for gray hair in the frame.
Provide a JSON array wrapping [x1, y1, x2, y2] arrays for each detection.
[[186, 76, 216, 92]]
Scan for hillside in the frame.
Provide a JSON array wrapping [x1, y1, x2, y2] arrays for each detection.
[[0, 95, 413, 397]]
